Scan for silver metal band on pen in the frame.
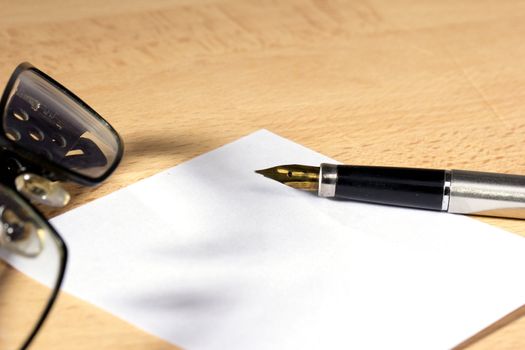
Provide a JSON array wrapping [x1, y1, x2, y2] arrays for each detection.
[[318, 163, 338, 197], [441, 170, 451, 211]]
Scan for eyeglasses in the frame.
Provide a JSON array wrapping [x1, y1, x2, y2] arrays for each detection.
[[0, 63, 123, 349]]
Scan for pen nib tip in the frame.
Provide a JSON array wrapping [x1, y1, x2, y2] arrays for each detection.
[[254, 167, 274, 177], [254, 164, 320, 191]]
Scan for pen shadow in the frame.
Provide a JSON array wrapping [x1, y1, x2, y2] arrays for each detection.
[[125, 284, 238, 344], [453, 304, 525, 349], [121, 229, 266, 345]]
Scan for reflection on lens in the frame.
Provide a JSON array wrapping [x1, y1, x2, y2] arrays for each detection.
[[0, 206, 44, 257], [2, 68, 120, 179], [0, 184, 66, 350]]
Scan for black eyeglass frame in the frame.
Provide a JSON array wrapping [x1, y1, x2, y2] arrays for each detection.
[[0, 62, 124, 186], [0, 62, 123, 349], [1, 183, 69, 350]]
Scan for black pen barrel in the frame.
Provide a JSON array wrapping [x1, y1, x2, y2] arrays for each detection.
[[325, 165, 446, 210]]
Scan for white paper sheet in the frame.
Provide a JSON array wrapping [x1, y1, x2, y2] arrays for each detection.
[[10, 130, 525, 349]]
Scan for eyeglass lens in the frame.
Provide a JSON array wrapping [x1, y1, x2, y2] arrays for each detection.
[[2, 69, 120, 179]]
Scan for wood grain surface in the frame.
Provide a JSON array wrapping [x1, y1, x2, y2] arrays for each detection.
[[1, 0, 524, 349]]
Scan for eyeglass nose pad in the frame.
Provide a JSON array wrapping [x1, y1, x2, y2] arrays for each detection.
[[14, 173, 70, 207]]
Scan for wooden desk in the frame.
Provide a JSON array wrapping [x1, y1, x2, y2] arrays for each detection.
[[1, 0, 524, 348]]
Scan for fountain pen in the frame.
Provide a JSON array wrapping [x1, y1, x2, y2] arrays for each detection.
[[255, 164, 525, 219]]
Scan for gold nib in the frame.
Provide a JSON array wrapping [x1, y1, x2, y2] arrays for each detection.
[[255, 164, 320, 191]]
